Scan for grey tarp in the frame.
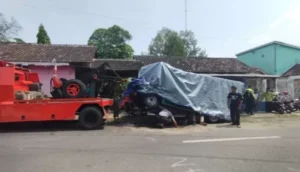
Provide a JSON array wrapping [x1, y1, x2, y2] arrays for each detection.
[[138, 62, 245, 117]]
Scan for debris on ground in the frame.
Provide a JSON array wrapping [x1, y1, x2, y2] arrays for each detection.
[[105, 112, 300, 135]]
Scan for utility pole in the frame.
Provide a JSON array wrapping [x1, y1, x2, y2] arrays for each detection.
[[185, 0, 187, 31]]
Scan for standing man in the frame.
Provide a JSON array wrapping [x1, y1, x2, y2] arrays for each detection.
[[262, 88, 275, 112], [253, 88, 260, 112], [227, 86, 243, 128], [243, 85, 255, 115]]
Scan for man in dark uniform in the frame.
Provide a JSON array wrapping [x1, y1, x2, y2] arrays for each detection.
[[243, 85, 255, 115], [227, 86, 243, 128]]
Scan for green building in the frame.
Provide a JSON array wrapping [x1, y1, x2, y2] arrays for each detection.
[[237, 41, 300, 75]]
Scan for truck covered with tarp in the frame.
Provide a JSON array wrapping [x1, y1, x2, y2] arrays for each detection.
[[136, 62, 245, 119]]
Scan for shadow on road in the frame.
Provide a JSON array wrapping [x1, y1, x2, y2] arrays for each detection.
[[0, 116, 168, 133], [216, 124, 235, 128], [0, 115, 225, 133], [107, 115, 203, 128], [0, 121, 81, 133]]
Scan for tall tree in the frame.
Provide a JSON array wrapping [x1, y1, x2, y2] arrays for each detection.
[[36, 24, 51, 44], [149, 28, 184, 56], [0, 13, 22, 42], [148, 28, 207, 57], [88, 25, 134, 59], [179, 30, 207, 57]]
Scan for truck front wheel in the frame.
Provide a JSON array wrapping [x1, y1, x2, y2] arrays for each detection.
[[144, 94, 160, 108], [78, 107, 104, 130]]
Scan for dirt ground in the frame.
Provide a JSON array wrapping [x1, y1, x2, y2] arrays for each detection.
[[237, 112, 300, 129], [106, 112, 300, 135]]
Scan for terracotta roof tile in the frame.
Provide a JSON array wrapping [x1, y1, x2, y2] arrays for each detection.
[[282, 64, 300, 77], [0, 43, 97, 63], [90, 59, 144, 71], [72, 59, 144, 71], [134, 56, 262, 74]]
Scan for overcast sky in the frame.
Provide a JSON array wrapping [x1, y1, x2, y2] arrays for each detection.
[[1, 0, 300, 57]]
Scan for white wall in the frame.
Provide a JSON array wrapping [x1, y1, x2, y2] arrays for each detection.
[[276, 76, 300, 98]]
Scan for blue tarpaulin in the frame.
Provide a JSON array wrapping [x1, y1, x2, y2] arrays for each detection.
[[138, 62, 245, 118]]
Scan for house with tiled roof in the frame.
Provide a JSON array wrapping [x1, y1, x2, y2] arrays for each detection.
[[236, 41, 300, 98], [0, 43, 143, 95], [0, 43, 97, 63], [237, 41, 300, 75], [0, 43, 98, 95], [281, 64, 300, 77]]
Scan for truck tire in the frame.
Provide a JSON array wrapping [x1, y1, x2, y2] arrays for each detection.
[[144, 94, 160, 108], [78, 106, 104, 130], [63, 79, 86, 98], [208, 116, 219, 123]]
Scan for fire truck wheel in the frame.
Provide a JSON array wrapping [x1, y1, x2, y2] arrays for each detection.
[[63, 79, 86, 98], [78, 107, 104, 130]]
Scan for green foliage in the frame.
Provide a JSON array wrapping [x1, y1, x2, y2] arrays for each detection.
[[0, 13, 22, 42], [113, 79, 130, 99], [13, 38, 25, 43], [88, 25, 134, 59], [179, 30, 207, 57], [36, 24, 51, 44], [149, 28, 207, 57]]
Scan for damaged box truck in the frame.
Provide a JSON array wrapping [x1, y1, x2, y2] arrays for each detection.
[[120, 62, 245, 124]]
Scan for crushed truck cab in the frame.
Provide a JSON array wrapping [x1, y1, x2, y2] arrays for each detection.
[[0, 60, 114, 130]]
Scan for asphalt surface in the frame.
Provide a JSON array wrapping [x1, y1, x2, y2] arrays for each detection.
[[0, 116, 300, 172]]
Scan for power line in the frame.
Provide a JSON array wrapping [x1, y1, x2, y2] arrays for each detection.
[[12, 0, 252, 41], [14, 0, 155, 29]]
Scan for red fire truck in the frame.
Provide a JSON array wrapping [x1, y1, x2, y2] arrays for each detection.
[[0, 60, 114, 130]]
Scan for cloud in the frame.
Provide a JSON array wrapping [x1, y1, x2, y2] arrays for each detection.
[[247, 33, 271, 45], [248, 6, 300, 45], [270, 6, 300, 29]]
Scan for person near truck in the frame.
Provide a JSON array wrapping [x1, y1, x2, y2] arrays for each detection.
[[279, 91, 293, 103], [262, 88, 275, 112], [243, 85, 255, 115], [253, 88, 260, 112], [227, 86, 243, 128]]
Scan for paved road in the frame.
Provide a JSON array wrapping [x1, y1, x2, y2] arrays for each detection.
[[0, 120, 300, 172]]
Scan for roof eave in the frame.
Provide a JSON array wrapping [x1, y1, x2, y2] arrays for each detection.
[[236, 41, 278, 56], [281, 64, 300, 77], [236, 41, 300, 56], [10, 61, 70, 66], [209, 73, 279, 78]]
